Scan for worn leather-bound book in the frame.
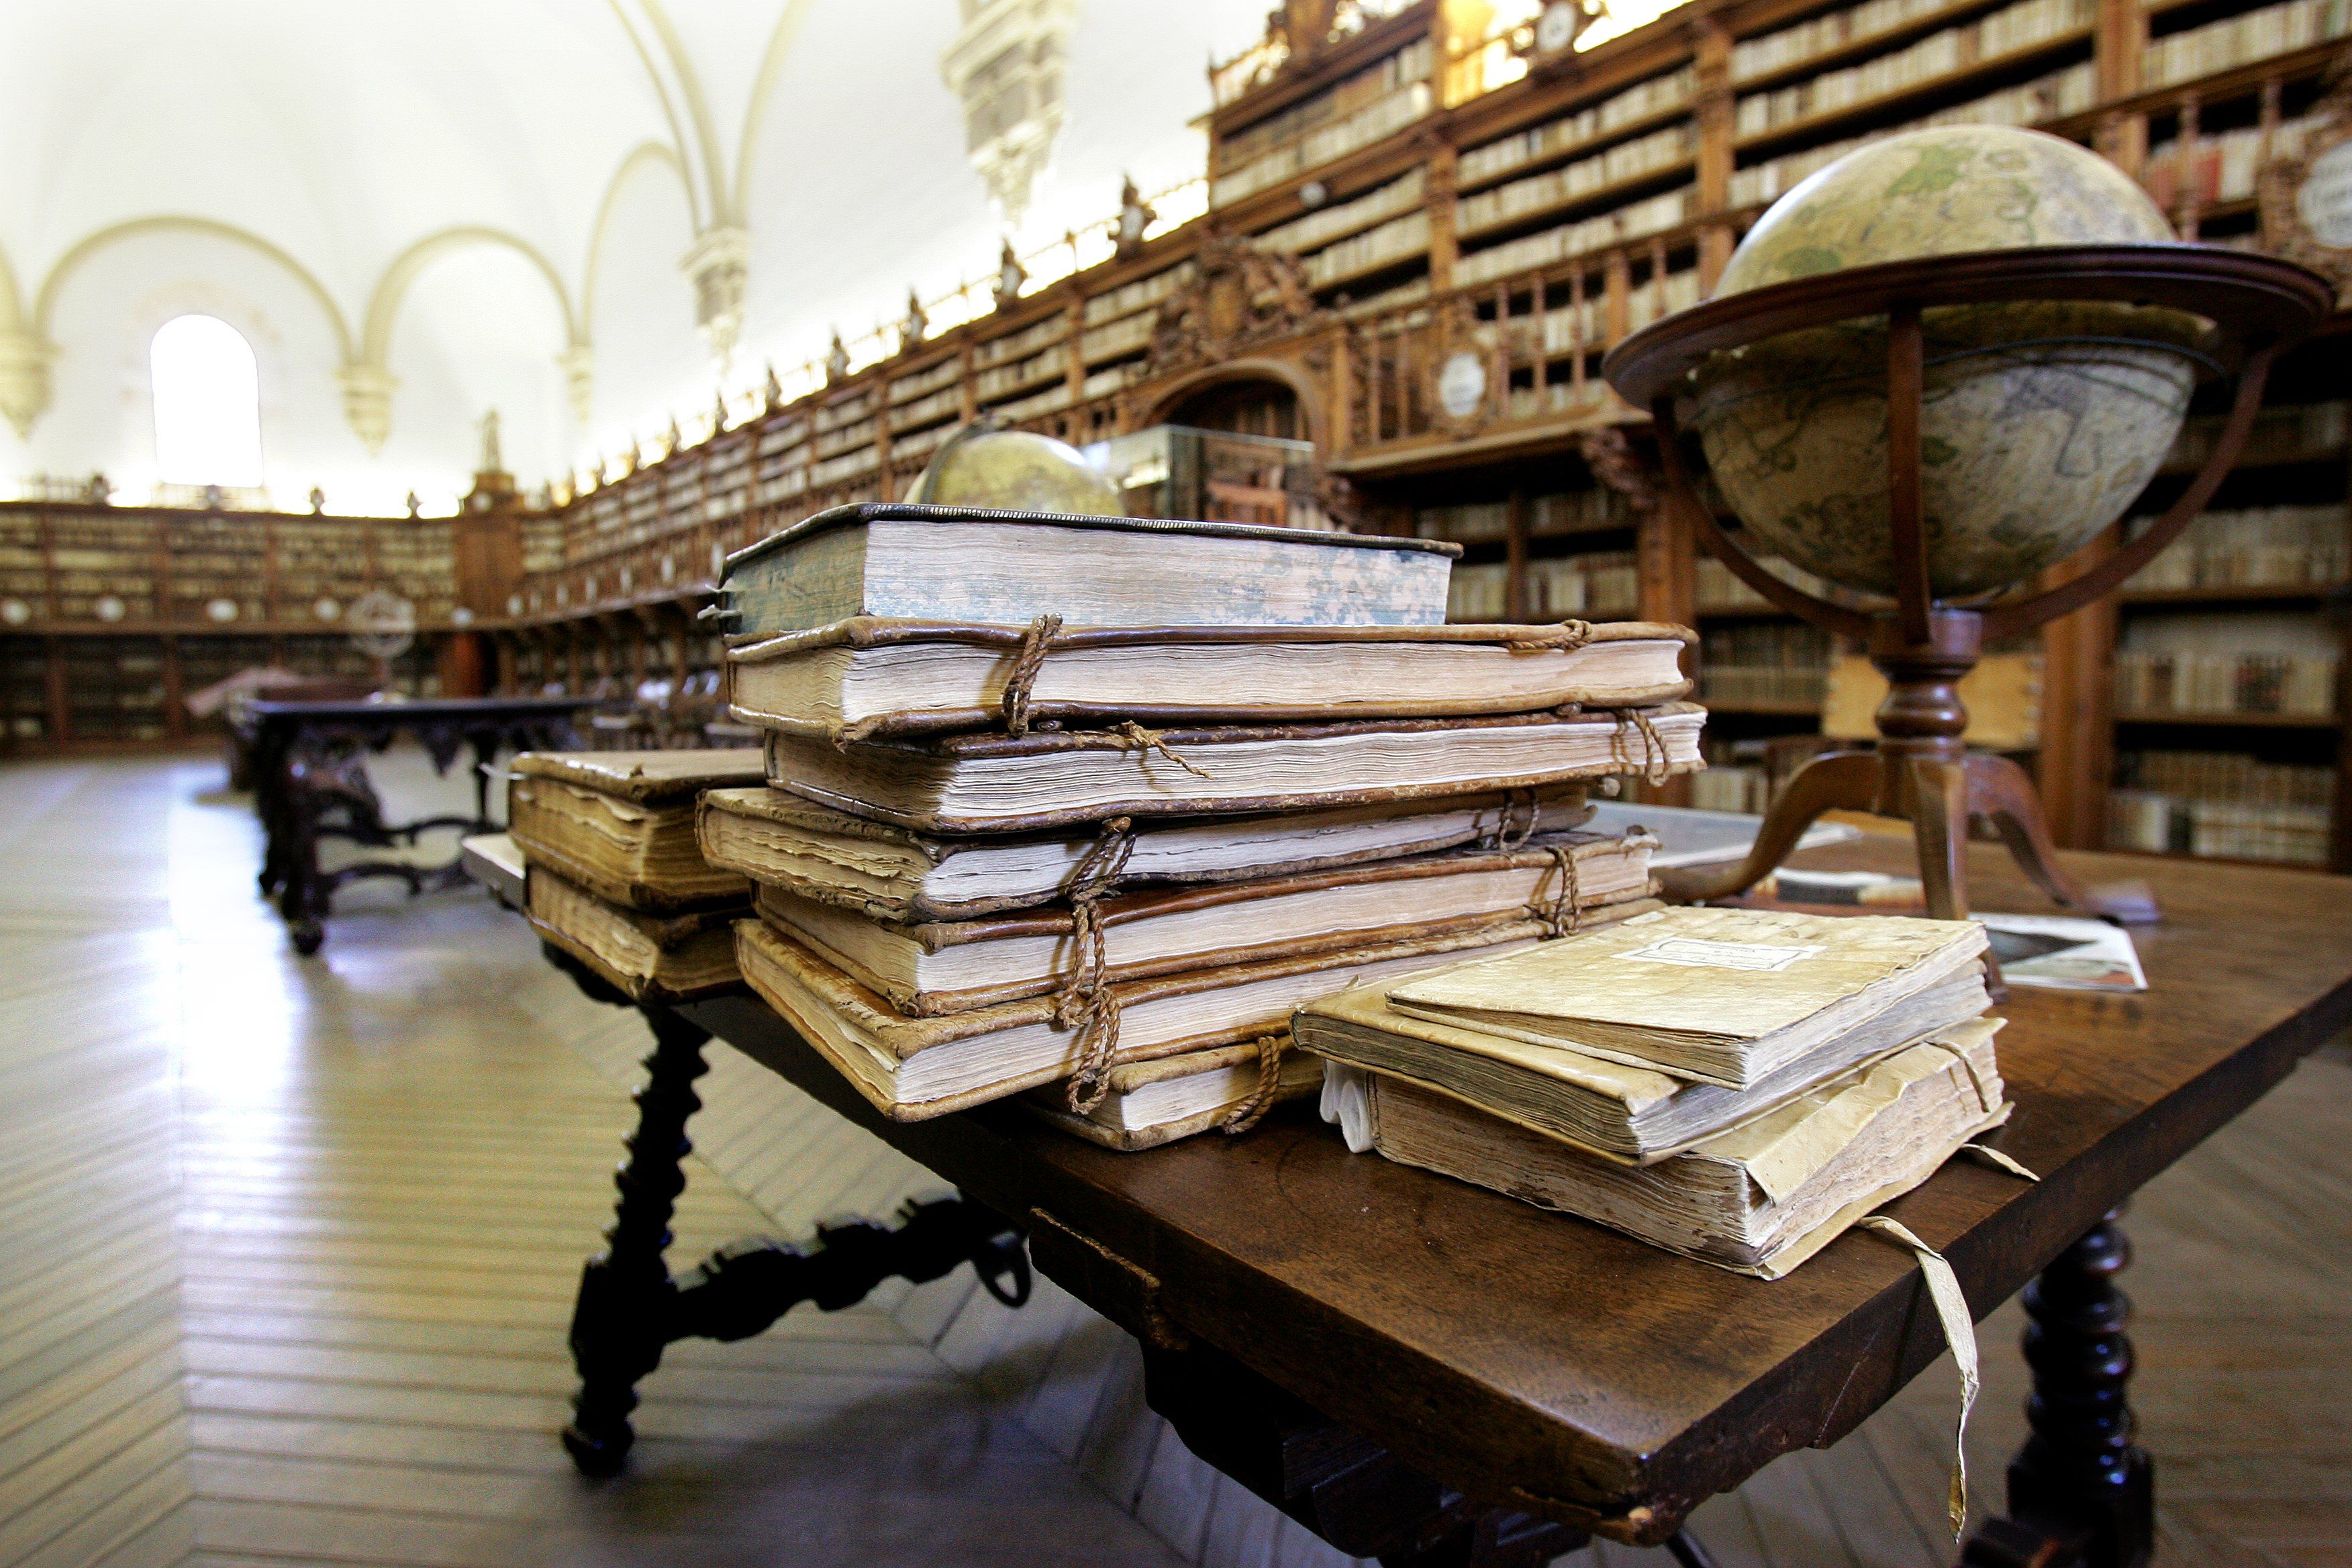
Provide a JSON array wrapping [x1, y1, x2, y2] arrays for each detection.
[[754, 830, 1657, 1016], [509, 749, 766, 910], [1383, 905, 1989, 1089], [697, 785, 1592, 922], [763, 705, 1705, 834], [1295, 962, 1988, 1162], [731, 912, 1665, 1121], [526, 865, 744, 1003], [1026, 1039, 1327, 1152], [726, 618, 1694, 742], [1322, 1018, 2008, 1278], [709, 502, 1459, 635]]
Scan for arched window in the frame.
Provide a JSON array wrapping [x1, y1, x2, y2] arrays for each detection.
[[150, 315, 262, 487]]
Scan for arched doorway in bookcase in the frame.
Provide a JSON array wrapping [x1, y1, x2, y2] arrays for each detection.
[[1134, 361, 1326, 528]]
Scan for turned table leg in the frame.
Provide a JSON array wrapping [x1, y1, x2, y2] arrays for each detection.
[[554, 992, 1034, 1479], [1963, 1210, 2154, 1568], [562, 1006, 711, 1477]]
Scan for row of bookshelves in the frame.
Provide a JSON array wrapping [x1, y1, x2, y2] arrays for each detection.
[[1728, 60, 2097, 205], [2143, 0, 2350, 88], [1458, 124, 1695, 240], [1261, 169, 1427, 258], [1456, 185, 1694, 287], [1444, 552, 1643, 622], [1733, 0, 2094, 141], [1412, 487, 1644, 542], [2108, 749, 2337, 863], [2112, 649, 2340, 718], [2127, 501, 2349, 591], [1213, 36, 1436, 206], [2144, 111, 2324, 211], [1459, 68, 1698, 191]]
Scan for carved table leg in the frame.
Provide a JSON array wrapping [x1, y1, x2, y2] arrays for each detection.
[[562, 1006, 711, 1477], [277, 754, 328, 955], [1961, 1212, 2153, 1568], [557, 993, 1033, 1479]]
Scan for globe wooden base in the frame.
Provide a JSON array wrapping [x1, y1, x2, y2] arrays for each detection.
[[1657, 610, 2157, 928], [1656, 745, 2157, 925]]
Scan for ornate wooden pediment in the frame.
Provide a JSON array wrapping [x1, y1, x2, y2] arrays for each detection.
[[2259, 53, 2352, 299], [1142, 235, 1325, 380]]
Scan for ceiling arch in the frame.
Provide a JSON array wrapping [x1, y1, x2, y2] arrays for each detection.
[[728, 0, 818, 226], [0, 240, 23, 332], [583, 142, 695, 320], [363, 227, 579, 369], [34, 215, 354, 360]]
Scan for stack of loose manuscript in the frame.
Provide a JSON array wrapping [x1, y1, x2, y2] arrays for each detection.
[[1298, 906, 2005, 1275], [506, 750, 766, 1003], [699, 502, 1705, 1145]]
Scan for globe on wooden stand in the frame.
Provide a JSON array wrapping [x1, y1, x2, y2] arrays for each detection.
[[1604, 126, 2332, 923]]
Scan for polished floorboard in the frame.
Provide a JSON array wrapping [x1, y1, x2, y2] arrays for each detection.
[[0, 752, 2343, 1568]]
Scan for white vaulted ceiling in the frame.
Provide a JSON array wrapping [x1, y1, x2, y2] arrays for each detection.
[[0, 0, 1267, 512]]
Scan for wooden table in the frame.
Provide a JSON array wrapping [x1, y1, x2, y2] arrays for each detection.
[[253, 695, 584, 952], [541, 840, 2352, 1568]]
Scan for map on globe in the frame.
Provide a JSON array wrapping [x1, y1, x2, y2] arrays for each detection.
[[1690, 126, 2209, 600]]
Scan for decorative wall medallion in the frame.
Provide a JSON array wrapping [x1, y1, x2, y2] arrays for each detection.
[[450, 607, 475, 628], [1, 598, 28, 625], [940, 0, 1079, 227], [1438, 351, 1488, 420], [348, 589, 417, 661], [1533, 0, 1596, 57], [2261, 62, 2352, 297], [206, 597, 238, 622], [1142, 235, 1324, 380], [314, 597, 341, 622], [2300, 140, 2352, 245], [95, 594, 126, 622]]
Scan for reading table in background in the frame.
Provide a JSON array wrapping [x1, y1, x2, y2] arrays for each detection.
[[538, 838, 2351, 1568], [251, 695, 584, 953]]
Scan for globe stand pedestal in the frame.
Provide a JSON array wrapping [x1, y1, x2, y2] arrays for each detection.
[[1604, 246, 2332, 926], [1660, 607, 2153, 924]]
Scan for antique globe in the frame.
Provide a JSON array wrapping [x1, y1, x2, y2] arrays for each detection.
[[908, 424, 1123, 516], [1687, 125, 2212, 599]]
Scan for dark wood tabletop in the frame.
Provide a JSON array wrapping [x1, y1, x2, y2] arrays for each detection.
[[679, 836, 2352, 1547], [246, 694, 590, 724]]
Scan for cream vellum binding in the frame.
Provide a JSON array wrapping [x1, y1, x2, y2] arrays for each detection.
[[1384, 905, 1990, 1089], [697, 784, 1592, 922], [1328, 1016, 2010, 1278], [763, 704, 1706, 835], [509, 749, 764, 911], [725, 617, 1696, 742], [753, 830, 1659, 1016], [1025, 1038, 1328, 1152], [1293, 957, 1990, 1163], [525, 865, 746, 1004], [733, 910, 1679, 1122]]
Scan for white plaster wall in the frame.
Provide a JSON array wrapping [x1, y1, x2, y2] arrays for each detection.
[[583, 160, 707, 467]]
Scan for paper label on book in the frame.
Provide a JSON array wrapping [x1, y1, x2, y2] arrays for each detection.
[[1615, 936, 1824, 973]]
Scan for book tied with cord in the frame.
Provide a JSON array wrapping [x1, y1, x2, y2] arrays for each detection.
[[703, 501, 1704, 1145], [503, 749, 767, 1004]]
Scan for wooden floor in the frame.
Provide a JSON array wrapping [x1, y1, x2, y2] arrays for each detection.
[[1, 751, 2344, 1568]]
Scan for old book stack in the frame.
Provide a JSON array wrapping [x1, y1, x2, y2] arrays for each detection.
[[697, 501, 1707, 1148], [505, 750, 769, 1003], [1297, 905, 2004, 1277]]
